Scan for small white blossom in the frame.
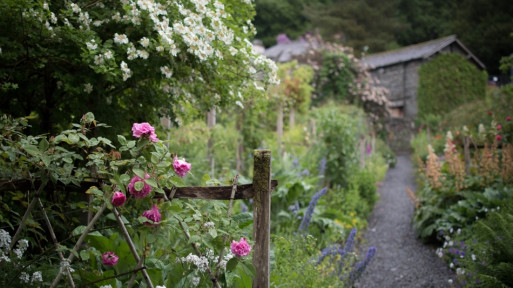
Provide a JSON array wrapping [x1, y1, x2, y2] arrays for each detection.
[[94, 55, 104, 65], [0, 229, 11, 249], [176, 253, 209, 272], [449, 262, 454, 269], [203, 222, 215, 229], [137, 50, 149, 59], [229, 47, 238, 56], [448, 279, 453, 284], [472, 254, 476, 261], [84, 83, 93, 94], [114, 33, 129, 44], [93, 20, 103, 27], [156, 46, 164, 52], [19, 272, 30, 283], [31, 271, 43, 283], [99, 285, 113, 288], [160, 66, 172, 78], [139, 37, 150, 48], [456, 268, 465, 275], [104, 50, 113, 59], [191, 277, 200, 286]]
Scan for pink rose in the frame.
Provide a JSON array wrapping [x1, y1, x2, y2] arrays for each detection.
[[132, 122, 159, 142], [173, 157, 191, 177], [230, 237, 251, 257], [507, 116, 511, 121], [111, 191, 126, 207], [128, 174, 152, 198], [496, 135, 502, 141], [102, 252, 119, 266], [142, 205, 161, 226], [497, 124, 502, 130]]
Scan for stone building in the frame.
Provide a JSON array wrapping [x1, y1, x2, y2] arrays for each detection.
[[362, 35, 485, 151], [362, 34, 485, 120]]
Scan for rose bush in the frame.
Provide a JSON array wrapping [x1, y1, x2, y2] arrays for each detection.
[[0, 113, 255, 287]]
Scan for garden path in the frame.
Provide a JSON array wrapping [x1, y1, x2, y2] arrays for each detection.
[[355, 154, 455, 288]]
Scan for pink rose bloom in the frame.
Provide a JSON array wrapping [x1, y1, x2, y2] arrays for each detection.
[[230, 237, 251, 257], [132, 122, 159, 142], [497, 124, 502, 130], [173, 157, 191, 177], [111, 191, 126, 206], [102, 252, 119, 266], [142, 205, 161, 226], [496, 135, 502, 141], [128, 174, 152, 198], [507, 116, 511, 121]]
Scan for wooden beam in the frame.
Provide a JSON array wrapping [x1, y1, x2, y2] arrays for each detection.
[[1, 179, 278, 200], [252, 149, 271, 288]]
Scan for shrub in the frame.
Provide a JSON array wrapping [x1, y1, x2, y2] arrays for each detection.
[[417, 53, 487, 118]]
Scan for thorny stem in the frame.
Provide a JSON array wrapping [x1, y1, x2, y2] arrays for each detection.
[[50, 202, 108, 288], [9, 178, 48, 251], [113, 207, 154, 288], [214, 174, 239, 277], [37, 197, 75, 287], [165, 188, 221, 288]]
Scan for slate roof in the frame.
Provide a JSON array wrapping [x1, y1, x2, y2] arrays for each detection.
[[263, 40, 313, 63], [362, 35, 485, 70]]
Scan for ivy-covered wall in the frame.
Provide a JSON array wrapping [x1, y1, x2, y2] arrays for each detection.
[[417, 53, 487, 118]]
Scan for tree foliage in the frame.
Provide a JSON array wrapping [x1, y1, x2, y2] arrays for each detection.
[[0, 0, 278, 136], [417, 53, 487, 118]]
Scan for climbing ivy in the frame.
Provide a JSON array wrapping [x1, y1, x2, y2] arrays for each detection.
[[417, 53, 487, 118]]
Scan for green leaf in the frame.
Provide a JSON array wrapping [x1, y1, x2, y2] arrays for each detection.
[[127, 141, 136, 148], [80, 250, 90, 261], [226, 257, 239, 272], [209, 228, 217, 239], [146, 234, 157, 244], [117, 135, 127, 145], [145, 178, 158, 188], [23, 144, 40, 156], [134, 181, 144, 192], [84, 112, 95, 123], [120, 174, 130, 183], [188, 235, 201, 244], [232, 212, 253, 228], [68, 134, 80, 144], [133, 168, 146, 179], [38, 138, 49, 152], [53, 134, 67, 144], [72, 225, 87, 236]]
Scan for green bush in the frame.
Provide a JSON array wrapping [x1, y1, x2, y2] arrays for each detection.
[[417, 53, 487, 118]]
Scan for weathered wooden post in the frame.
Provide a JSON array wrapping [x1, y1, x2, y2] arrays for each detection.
[[252, 149, 271, 288]]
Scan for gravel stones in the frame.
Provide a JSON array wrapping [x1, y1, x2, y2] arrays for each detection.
[[355, 155, 455, 288]]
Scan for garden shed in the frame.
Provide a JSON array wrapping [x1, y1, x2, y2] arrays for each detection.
[[362, 35, 485, 120], [362, 35, 485, 151]]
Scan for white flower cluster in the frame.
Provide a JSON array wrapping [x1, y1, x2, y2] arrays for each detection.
[[204, 249, 233, 270], [176, 253, 209, 272], [203, 221, 215, 229], [60, 258, 75, 274], [0, 230, 43, 284]]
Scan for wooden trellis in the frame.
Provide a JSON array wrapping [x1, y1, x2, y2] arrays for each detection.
[[4, 149, 275, 288]]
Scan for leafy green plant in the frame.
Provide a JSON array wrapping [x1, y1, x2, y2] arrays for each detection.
[[417, 53, 487, 118]]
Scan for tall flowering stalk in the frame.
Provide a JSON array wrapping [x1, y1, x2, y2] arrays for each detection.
[[444, 134, 465, 191], [426, 145, 443, 189], [298, 187, 328, 232]]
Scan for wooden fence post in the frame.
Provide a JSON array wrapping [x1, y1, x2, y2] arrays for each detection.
[[252, 149, 271, 288]]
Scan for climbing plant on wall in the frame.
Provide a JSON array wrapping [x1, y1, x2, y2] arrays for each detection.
[[417, 53, 487, 118]]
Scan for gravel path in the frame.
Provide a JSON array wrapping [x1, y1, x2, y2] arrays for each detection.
[[355, 154, 455, 288]]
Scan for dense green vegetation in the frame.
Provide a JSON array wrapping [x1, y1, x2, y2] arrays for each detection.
[[254, 0, 513, 75], [411, 83, 513, 286], [417, 53, 488, 118]]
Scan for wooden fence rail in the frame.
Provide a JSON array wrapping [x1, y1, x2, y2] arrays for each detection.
[[2, 149, 275, 288]]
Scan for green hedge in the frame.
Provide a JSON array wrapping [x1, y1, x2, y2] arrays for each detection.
[[417, 53, 487, 118]]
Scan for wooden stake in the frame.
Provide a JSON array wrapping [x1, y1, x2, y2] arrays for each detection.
[[252, 150, 271, 288]]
